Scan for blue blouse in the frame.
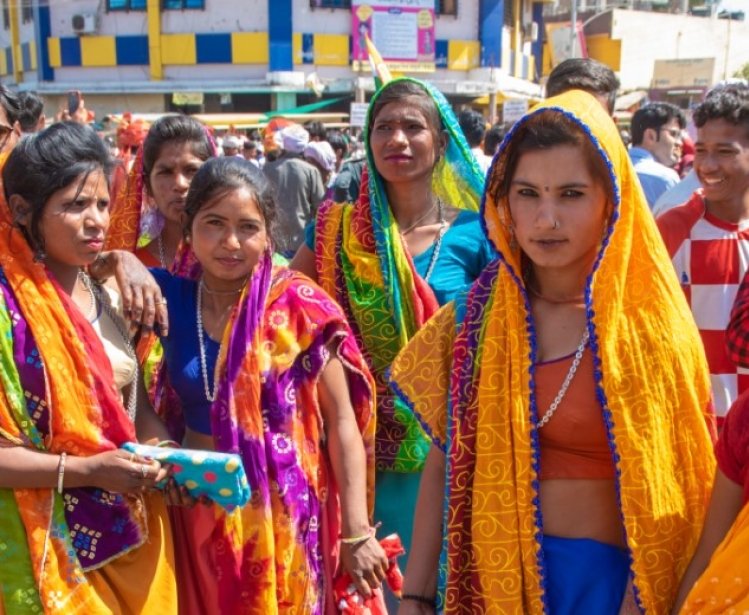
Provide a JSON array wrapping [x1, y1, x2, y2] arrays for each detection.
[[150, 268, 218, 435], [305, 209, 495, 306]]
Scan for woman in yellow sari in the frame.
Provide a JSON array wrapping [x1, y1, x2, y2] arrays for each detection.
[[0, 122, 176, 614], [391, 91, 716, 614]]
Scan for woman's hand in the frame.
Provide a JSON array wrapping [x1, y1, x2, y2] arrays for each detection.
[[163, 478, 201, 507], [340, 535, 389, 598], [70, 449, 168, 494], [89, 251, 169, 335]]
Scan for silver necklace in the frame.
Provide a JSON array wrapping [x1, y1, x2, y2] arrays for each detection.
[[423, 199, 447, 283], [399, 201, 438, 235], [536, 329, 590, 428], [79, 271, 138, 420], [78, 270, 97, 322]]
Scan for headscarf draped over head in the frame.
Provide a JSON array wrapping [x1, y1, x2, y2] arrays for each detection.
[[104, 119, 217, 265], [314, 77, 485, 473], [391, 90, 716, 613]]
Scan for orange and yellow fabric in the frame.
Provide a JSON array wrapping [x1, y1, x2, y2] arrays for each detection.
[[679, 502, 749, 613], [0, 161, 176, 613], [391, 90, 716, 614]]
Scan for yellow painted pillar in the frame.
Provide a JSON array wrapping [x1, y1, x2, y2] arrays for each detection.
[[512, 0, 522, 78], [8, 0, 21, 83], [147, 0, 163, 80]]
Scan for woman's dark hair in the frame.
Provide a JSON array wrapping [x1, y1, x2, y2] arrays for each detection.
[[369, 80, 444, 139], [142, 114, 213, 189], [0, 84, 21, 125], [326, 129, 348, 157], [17, 91, 44, 132], [183, 157, 277, 246], [2, 121, 113, 256], [493, 111, 613, 205]]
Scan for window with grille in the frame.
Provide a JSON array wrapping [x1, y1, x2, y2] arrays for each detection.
[[108, 0, 205, 10], [107, 0, 147, 9], [162, 0, 205, 8]]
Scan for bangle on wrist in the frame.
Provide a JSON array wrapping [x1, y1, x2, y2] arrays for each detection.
[[156, 440, 181, 448], [401, 594, 437, 608], [56, 452, 67, 494], [340, 523, 379, 546]]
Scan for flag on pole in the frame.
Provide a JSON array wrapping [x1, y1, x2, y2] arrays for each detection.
[[365, 33, 392, 89]]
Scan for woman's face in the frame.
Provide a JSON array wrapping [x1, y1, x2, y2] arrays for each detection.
[[369, 99, 443, 185], [190, 186, 268, 290], [147, 141, 204, 224], [508, 144, 609, 275], [37, 169, 110, 271]]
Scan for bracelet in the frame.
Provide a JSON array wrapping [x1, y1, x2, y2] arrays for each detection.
[[401, 594, 437, 608], [156, 440, 181, 449], [56, 452, 67, 495], [340, 532, 374, 547]]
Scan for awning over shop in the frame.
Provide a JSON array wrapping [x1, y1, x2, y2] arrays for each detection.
[[264, 95, 350, 117], [614, 89, 648, 111]]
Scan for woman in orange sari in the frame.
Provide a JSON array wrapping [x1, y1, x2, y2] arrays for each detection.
[[0, 122, 177, 613]]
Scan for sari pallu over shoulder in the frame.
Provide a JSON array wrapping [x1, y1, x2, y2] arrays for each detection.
[[152, 256, 376, 615], [314, 77, 485, 473], [391, 90, 716, 614], [0, 194, 148, 613]]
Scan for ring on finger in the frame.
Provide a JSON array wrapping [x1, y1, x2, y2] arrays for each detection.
[[140, 464, 149, 479], [155, 298, 168, 306]]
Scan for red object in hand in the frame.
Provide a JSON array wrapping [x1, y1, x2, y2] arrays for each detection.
[[334, 533, 406, 614]]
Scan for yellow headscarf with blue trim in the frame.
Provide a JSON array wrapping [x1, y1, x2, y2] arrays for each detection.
[[391, 90, 716, 613]]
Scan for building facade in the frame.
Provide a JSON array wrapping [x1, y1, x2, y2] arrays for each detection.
[[0, 0, 546, 116]]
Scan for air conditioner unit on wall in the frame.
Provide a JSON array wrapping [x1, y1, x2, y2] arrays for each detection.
[[71, 13, 97, 35]]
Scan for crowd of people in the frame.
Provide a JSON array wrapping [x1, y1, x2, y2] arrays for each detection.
[[0, 62, 747, 615]]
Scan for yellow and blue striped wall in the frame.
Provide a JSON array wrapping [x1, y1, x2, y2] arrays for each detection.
[[1, 0, 539, 82], [0, 32, 488, 77]]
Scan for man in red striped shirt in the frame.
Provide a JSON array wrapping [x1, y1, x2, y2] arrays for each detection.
[[657, 84, 749, 425]]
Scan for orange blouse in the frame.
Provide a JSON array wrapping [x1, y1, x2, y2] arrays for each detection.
[[535, 349, 616, 480]]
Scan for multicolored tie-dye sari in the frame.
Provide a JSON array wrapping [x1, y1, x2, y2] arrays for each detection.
[[153, 254, 375, 614], [391, 90, 716, 614], [0, 175, 175, 613], [315, 77, 484, 473]]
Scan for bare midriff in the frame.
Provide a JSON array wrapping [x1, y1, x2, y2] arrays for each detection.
[[183, 427, 215, 452], [540, 478, 626, 548]]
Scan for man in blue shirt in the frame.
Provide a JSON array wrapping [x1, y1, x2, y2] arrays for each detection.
[[629, 102, 685, 209]]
